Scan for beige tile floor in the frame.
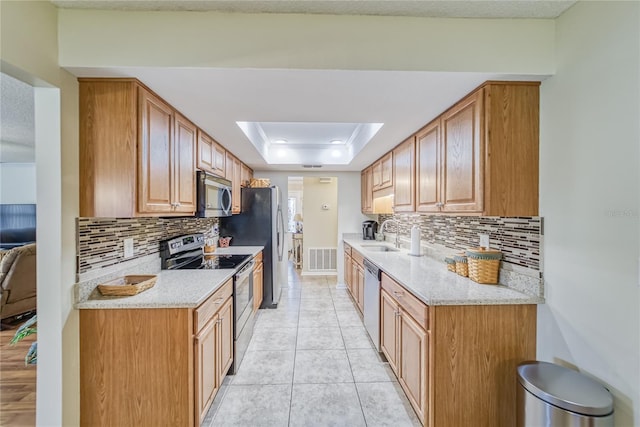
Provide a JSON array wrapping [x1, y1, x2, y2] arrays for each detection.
[[204, 264, 421, 427]]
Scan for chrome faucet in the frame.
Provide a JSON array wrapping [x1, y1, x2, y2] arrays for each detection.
[[380, 219, 400, 248]]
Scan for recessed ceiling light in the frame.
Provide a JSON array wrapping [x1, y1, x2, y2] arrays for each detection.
[[277, 148, 288, 158], [331, 149, 342, 158], [273, 139, 288, 144], [330, 139, 343, 144]]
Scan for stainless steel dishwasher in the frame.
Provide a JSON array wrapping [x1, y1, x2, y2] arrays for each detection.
[[363, 259, 382, 352]]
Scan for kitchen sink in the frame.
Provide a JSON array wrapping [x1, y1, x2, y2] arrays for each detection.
[[360, 244, 400, 252]]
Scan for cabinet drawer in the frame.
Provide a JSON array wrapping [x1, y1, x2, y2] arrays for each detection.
[[254, 251, 263, 263], [351, 250, 364, 267], [194, 278, 233, 333], [344, 243, 352, 256], [381, 273, 428, 328]]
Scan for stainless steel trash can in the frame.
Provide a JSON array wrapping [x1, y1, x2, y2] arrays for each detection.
[[517, 361, 614, 427]]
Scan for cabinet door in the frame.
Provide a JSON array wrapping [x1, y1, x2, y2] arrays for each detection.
[[393, 137, 416, 212], [344, 252, 352, 291], [416, 120, 441, 212], [173, 113, 196, 214], [194, 317, 217, 424], [399, 310, 428, 424], [441, 89, 483, 212], [356, 264, 365, 313], [380, 289, 399, 375], [241, 163, 252, 188], [372, 161, 382, 189], [361, 168, 373, 214], [225, 151, 234, 182], [351, 261, 359, 304], [211, 141, 226, 178], [233, 157, 242, 214], [253, 261, 263, 311], [197, 129, 215, 173], [217, 297, 234, 384], [380, 152, 393, 189], [138, 89, 174, 213]]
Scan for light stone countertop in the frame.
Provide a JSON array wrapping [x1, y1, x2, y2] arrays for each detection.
[[344, 236, 543, 306], [75, 246, 264, 309]]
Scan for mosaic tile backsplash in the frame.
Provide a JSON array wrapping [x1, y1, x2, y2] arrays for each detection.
[[378, 214, 542, 271], [77, 217, 219, 273]]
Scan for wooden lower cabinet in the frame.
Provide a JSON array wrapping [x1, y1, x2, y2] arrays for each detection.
[[379, 273, 536, 427], [195, 314, 218, 424], [80, 279, 234, 427], [380, 289, 399, 374], [253, 254, 264, 311], [398, 307, 428, 423], [217, 297, 234, 386]]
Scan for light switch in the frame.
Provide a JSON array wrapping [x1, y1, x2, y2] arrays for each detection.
[[124, 238, 134, 258]]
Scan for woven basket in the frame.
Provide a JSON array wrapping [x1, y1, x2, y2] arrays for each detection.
[[250, 178, 270, 188], [445, 257, 457, 273], [98, 275, 157, 296], [465, 248, 502, 284], [453, 254, 468, 277]]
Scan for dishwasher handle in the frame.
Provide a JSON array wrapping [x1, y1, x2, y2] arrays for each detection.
[[363, 259, 381, 281]]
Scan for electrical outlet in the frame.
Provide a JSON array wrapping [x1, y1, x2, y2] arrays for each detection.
[[479, 234, 490, 248], [124, 238, 134, 258]]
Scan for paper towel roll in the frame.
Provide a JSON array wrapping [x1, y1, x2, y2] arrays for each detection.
[[410, 225, 421, 256]]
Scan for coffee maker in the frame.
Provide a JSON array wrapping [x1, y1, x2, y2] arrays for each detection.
[[362, 220, 378, 240]]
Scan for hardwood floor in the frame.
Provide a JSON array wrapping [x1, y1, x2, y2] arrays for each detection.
[[1, 321, 36, 427]]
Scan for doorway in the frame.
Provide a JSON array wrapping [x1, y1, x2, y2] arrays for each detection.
[[287, 176, 339, 277]]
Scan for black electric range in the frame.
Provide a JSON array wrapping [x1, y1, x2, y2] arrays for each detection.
[[160, 233, 250, 270]]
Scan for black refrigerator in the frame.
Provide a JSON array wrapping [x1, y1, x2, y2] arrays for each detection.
[[220, 186, 285, 308]]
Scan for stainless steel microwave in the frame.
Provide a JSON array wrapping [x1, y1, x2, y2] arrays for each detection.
[[196, 171, 232, 217]]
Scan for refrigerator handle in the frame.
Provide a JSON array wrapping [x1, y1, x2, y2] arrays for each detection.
[[277, 206, 285, 261]]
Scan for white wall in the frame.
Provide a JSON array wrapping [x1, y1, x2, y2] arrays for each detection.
[[302, 177, 338, 274], [0, 163, 36, 203], [1, 2, 80, 425], [255, 171, 370, 283], [58, 9, 555, 74], [539, 2, 639, 425]]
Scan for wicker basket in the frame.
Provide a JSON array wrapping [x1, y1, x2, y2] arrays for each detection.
[[465, 248, 502, 284], [453, 254, 468, 277], [250, 178, 270, 188], [445, 257, 457, 273], [98, 275, 157, 296]]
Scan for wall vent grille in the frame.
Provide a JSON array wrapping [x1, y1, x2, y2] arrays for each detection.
[[307, 247, 337, 271]]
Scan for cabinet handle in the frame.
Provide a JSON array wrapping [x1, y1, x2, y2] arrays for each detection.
[[393, 291, 403, 298], [395, 310, 401, 317], [214, 298, 224, 304]]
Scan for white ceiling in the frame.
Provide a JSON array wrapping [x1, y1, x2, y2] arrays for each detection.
[[0, 73, 35, 163], [51, 0, 576, 19]]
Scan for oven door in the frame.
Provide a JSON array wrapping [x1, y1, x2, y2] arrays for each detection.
[[234, 260, 254, 338]]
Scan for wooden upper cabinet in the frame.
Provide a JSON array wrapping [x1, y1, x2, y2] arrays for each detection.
[[482, 83, 539, 216], [241, 163, 252, 189], [393, 137, 416, 212], [138, 88, 174, 214], [197, 130, 226, 177], [361, 81, 539, 217], [226, 152, 242, 214], [416, 120, 440, 213], [441, 88, 484, 213], [80, 79, 197, 217], [173, 113, 197, 214], [361, 168, 373, 214], [373, 152, 393, 190]]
